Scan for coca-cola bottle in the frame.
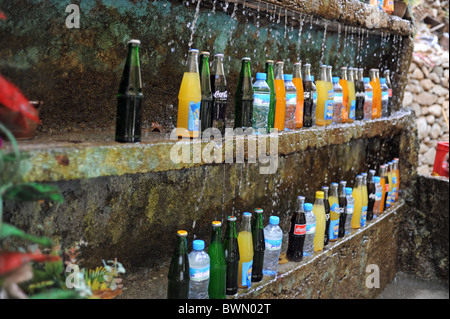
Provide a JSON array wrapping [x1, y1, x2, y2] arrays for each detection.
[[211, 53, 228, 135], [286, 196, 306, 262]]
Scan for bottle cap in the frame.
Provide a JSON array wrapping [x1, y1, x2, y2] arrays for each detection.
[[276, 61, 284, 64], [188, 48, 199, 53], [380, 78, 386, 83], [294, 61, 302, 66], [243, 212, 252, 217], [361, 172, 367, 176], [297, 195, 305, 201], [345, 187, 353, 195], [214, 53, 224, 58], [363, 77, 370, 83], [304, 203, 313, 211], [256, 72, 267, 80], [242, 57, 251, 61], [128, 39, 141, 45], [200, 51, 210, 56], [341, 66, 347, 70], [254, 208, 264, 213], [269, 216, 280, 225], [193, 239, 205, 250], [266, 59, 274, 63], [331, 182, 338, 186], [212, 221, 222, 227], [316, 191, 324, 199], [332, 76, 339, 83], [322, 185, 329, 191], [177, 230, 188, 237], [283, 74, 293, 81], [373, 176, 381, 183], [227, 215, 237, 221]]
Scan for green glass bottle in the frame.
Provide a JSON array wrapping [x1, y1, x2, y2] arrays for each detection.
[[199, 51, 213, 133], [208, 221, 226, 299], [234, 57, 254, 129], [223, 215, 240, 295], [167, 230, 190, 299], [251, 208, 265, 282], [265, 60, 276, 132], [115, 39, 143, 143]]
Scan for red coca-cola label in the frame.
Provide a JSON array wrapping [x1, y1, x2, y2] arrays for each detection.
[[294, 224, 306, 235]]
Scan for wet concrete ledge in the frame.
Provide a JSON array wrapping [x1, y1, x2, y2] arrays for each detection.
[[118, 199, 405, 299], [7, 109, 415, 183]]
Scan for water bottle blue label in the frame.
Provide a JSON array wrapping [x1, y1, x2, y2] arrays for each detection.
[[361, 206, 367, 226], [306, 223, 316, 234], [347, 204, 354, 215], [241, 260, 253, 288], [188, 101, 200, 132], [253, 93, 270, 129], [265, 238, 282, 251], [349, 100, 356, 120], [190, 265, 210, 282]]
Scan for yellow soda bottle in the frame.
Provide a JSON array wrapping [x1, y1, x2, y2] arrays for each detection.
[[315, 65, 329, 126], [237, 212, 253, 289], [176, 49, 201, 138], [313, 191, 326, 251], [351, 175, 363, 229], [328, 183, 340, 242], [361, 173, 369, 227]]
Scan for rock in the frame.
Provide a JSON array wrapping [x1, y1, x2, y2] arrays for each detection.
[[419, 79, 434, 91], [431, 85, 448, 97], [412, 67, 424, 80], [415, 92, 438, 106], [433, 66, 444, 77], [422, 147, 437, 166], [411, 103, 421, 116], [430, 123, 442, 139], [403, 91, 414, 106], [429, 72, 441, 84], [428, 104, 442, 117], [417, 117, 428, 139], [409, 62, 417, 73], [426, 114, 435, 124], [417, 165, 430, 175], [419, 143, 429, 154]]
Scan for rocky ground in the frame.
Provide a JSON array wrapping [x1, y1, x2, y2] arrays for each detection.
[[403, 2, 449, 175]]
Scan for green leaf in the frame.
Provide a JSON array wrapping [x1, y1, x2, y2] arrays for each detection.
[[0, 223, 54, 246], [29, 288, 85, 299], [3, 182, 63, 203]]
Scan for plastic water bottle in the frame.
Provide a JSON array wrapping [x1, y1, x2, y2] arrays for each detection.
[[303, 203, 316, 257], [188, 239, 210, 299], [363, 77, 373, 120], [263, 216, 283, 276], [284, 74, 297, 130], [252, 72, 271, 132], [380, 78, 389, 118], [345, 187, 354, 235]]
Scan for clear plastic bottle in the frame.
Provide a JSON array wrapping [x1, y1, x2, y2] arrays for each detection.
[[363, 77, 373, 120], [380, 78, 389, 118], [332, 77, 343, 124], [284, 74, 297, 130], [344, 187, 354, 235], [303, 203, 316, 257], [188, 239, 210, 299], [252, 72, 271, 132], [263, 216, 283, 276]]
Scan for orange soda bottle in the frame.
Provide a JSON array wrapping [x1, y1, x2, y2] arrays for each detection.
[[273, 61, 286, 131], [293, 62, 304, 128]]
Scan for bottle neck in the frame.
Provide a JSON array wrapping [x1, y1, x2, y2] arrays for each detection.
[[252, 212, 264, 230], [341, 69, 347, 80], [226, 220, 238, 238], [213, 57, 225, 76], [186, 51, 199, 73], [274, 63, 284, 80], [176, 236, 188, 255], [240, 60, 251, 78], [240, 216, 252, 232], [211, 226, 222, 243], [320, 66, 327, 81], [330, 185, 338, 197], [304, 65, 311, 80], [327, 68, 332, 82], [293, 63, 302, 78], [296, 197, 305, 212]]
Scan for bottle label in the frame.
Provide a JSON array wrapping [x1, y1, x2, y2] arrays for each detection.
[[306, 223, 316, 235], [325, 100, 333, 120], [188, 101, 201, 132], [253, 93, 271, 130], [285, 93, 297, 130], [304, 91, 311, 100], [347, 204, 354, 215], [214, 90, 228, 100], [265, 238, 282, 251], [329, 219, 339, 240], [349, 100, 356, 120], [388, 89, 392, 98], [241, 260, 253, 288], [294, 223, 306, 235], [190, 265, 210, 282], [361, 206, 367, 226]]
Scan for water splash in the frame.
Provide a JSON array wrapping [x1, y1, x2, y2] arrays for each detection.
[[188, 0, 202, 48]]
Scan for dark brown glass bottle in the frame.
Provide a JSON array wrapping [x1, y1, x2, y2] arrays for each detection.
[[167, 230, 190, 299]]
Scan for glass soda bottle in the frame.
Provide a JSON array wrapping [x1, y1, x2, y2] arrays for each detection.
[[223, 216, 240, 295], [167, 230, 190, 299], [303, 202, 316, 257], [322, 186, 331, 246], [367, 169, 376, 221], [237, 212, 253, 288], [234, 57, 254, 130], [208, 221, 226, 299], [338, 180, 347, 238], [311, 75, 317, 126], [361, 173, 369, 227], [302, 64, 314, 128], [210, 53, 228, 135], [332, 77, 343, 124], [363, 77, 373, 120], [251, 208, 265, 282], [383, 69, 393, 116], [379, 164, 388, 213], [355, 68, 365, 121], [347, 67, 356, 122], [375, 69, 382, 118], [263, 216, 283, 276], [286, 196, 307, 262], [273, 61, 286, 132], [252, 72, 271, 132], [326, 65, 334, 125], [329, 183, 340, 241], [313, 191, 326, 252], [188, 239, 210, 299], [176, 49, 201, 138], [380, 78, 389, 118], [351, 175, 363, 229], [293, 61, 304, 128], [265, 60, 276, 132], [369, 69, 379, 120], [373, 176, 383, 218], [393, 157, 400, 201], [345, 187, 354, 235], [316, 65, 329, 126], [199, 51, 213, 133], [115, 39, 143, 143], [339, 67, 349, 123], [386, 161, 394, 209], [284, 74, 297, 130]]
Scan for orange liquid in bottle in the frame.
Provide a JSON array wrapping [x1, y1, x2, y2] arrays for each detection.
[[339, 79, 349, 123], [274, 79, 286, 131], [293, 77, 304, 128]]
